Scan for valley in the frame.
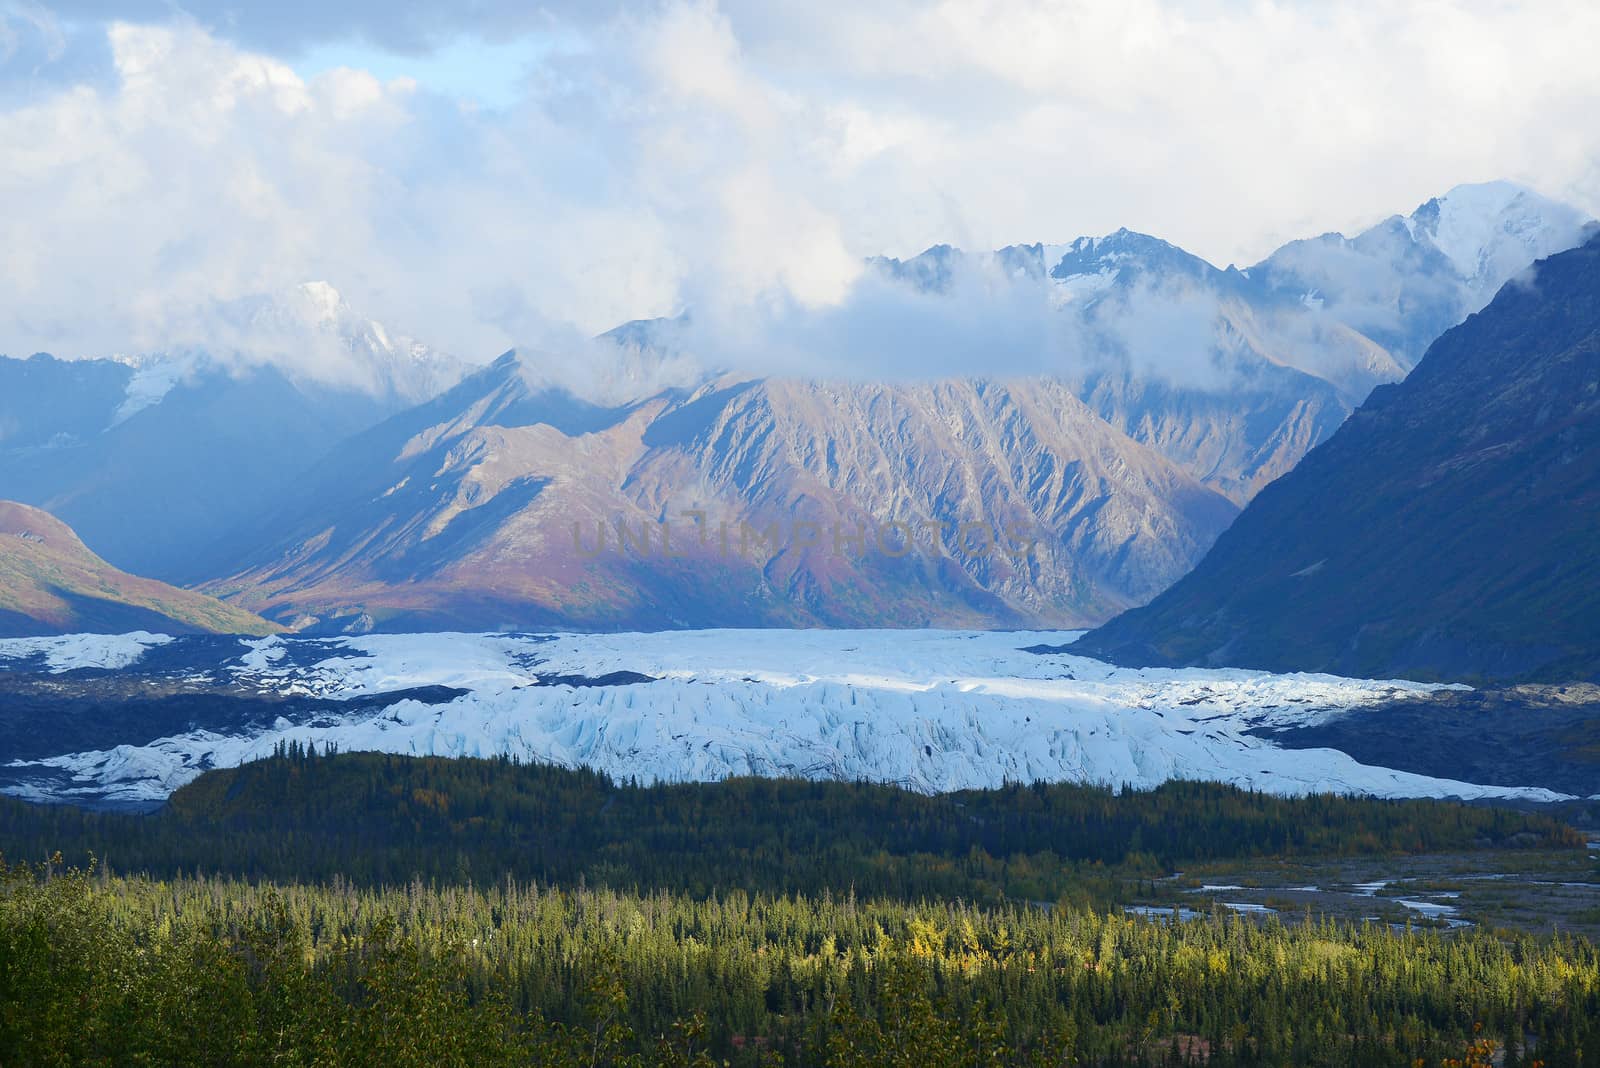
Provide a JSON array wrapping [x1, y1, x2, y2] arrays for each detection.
[[1155, 847, 1600, 940], [2, 189, 1597, 1068], [6, 9, 1600, 1062], [8, 765, 1598, 1066]]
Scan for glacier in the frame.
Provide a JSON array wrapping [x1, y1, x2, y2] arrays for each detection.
[[0, 629, 1573, 806]]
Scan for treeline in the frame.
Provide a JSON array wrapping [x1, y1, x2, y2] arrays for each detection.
[[0, 747, 1579, 903], [3, 857, 1597, 1067]]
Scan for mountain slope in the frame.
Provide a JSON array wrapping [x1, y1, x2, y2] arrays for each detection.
[[193, 184, 1593, 634], [0, 501, 276, 637], [1040, 231, 1370, 505], [1075, 234, 1600, 682], [204, 353, 1237, 631]]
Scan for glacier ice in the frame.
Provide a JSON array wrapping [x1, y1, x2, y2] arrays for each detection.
[[0, 628, 1571, 806]]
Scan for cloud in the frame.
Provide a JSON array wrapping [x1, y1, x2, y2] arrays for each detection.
[[687, 255, 1064, 381], [1, 1, 1599, 390], [0, 7, 876, 370], [662, 250, 1243, 395]]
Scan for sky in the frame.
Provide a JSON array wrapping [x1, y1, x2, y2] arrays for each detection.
[[2, 0, 1599, 369]]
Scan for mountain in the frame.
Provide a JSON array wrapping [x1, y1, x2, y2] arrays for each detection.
[[875, 182, 1593, 505], [2, 183, 1587, 630], [1074, 233, 1600, 683], [1038, 228, 1401, 504], [203, 351, 1237, 632], [0, 284, 464, 581], [0, 501, 275, 637]]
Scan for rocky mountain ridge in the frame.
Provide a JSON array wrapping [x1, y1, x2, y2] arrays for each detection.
[[207, 354, 1237, 631]]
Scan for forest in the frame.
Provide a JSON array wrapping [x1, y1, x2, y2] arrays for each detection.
[[0, 746, 1580, 902], [2, 749, 1597, 1066]]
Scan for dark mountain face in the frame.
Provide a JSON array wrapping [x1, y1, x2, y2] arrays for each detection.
[[0, 357, 390, 582], [1075, 235, 1600, 683], [0, 355, 132, 450]]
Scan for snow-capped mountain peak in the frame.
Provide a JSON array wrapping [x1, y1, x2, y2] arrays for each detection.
[[294, 279, 347, 325], [1407, 180, 1594, 293], [120, 282, 473, 411], [1047, 228, 1222, 295], [43, 282, 466, 437]]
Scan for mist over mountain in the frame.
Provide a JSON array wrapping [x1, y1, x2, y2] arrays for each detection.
[[0, 284, 463, 581], [190, 281, 470, 407], [859, 181, 1593, 503], [1076, 233, 1600, 682], [0, 182, 1590, 633]]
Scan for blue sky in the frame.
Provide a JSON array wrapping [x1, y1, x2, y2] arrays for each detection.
[[295, 32, 584, 111]]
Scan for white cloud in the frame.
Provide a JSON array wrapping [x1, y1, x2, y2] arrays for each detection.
[[0, 0, 1598, 382]]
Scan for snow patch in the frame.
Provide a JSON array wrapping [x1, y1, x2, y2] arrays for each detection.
[[108, 355, 190, 425], [1419, 181, 1592, 293], [1048, 266, 1119, 306], [0, 632, 173, 673]]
